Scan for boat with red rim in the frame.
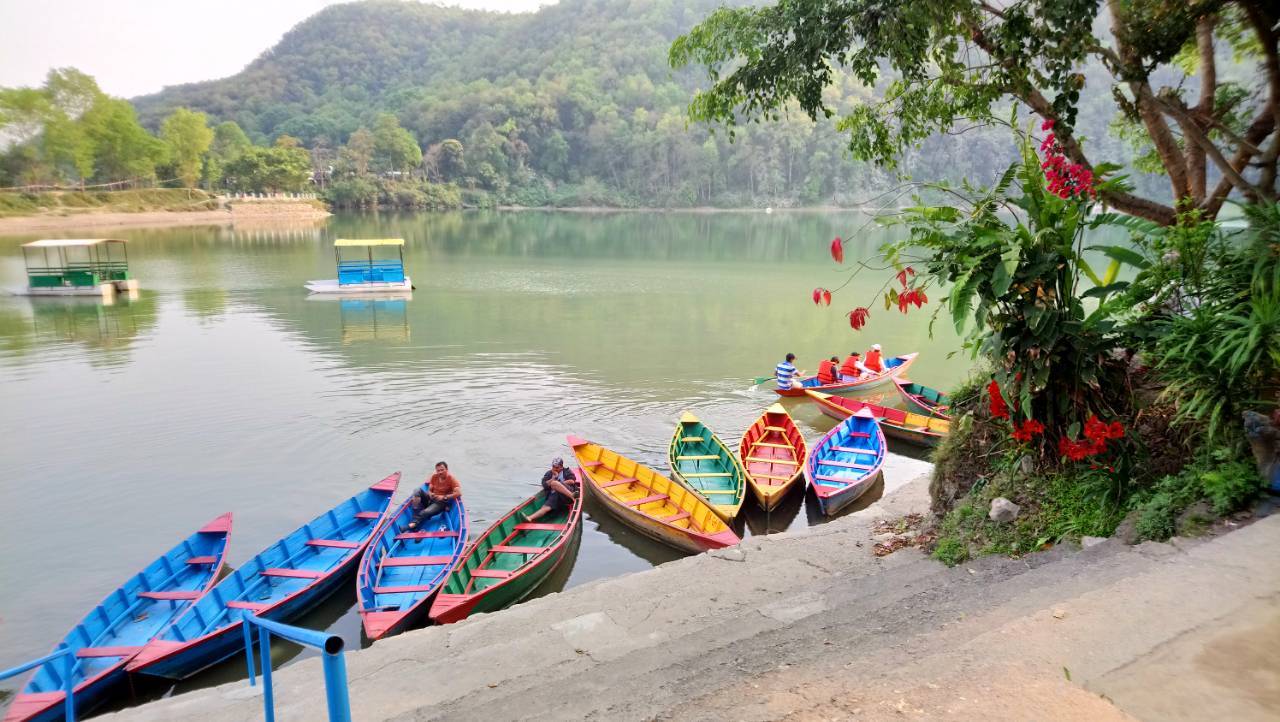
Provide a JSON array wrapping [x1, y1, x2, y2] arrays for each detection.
[[738, 403, 807, 511], [126, 474, 398, 680], [429, 468, 583, 625], [3, 514, 232, 722], [893, 378, 952, 420], [805, 408, 887, 516], [806, 390, 950, 446], [357, 485, 468, 639], [774, 352, 917, 397]]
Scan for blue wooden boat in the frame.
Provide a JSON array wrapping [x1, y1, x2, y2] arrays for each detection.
[[357, 485, 468, 639], [126, 474, 399, 680], [805, 408, 886, 516], [4, 514, 232, 722]]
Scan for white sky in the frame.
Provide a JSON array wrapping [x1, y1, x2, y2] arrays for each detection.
[[0, 0, 557, 98]]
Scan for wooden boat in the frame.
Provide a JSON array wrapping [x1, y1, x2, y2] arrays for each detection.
[[806, 390, 950, 446], [126, 474, 399, 680], [357, 486, 468, 639], [666, 412, 747, 521], [305, 239, 412, 294], [775, 352, 917, 397], [4, 514, 231, 722], [738, 403, 808, 511], [894, 378, 952, 420], [567, 435, 739, 554], [805, 408, 887, 516], [429, 469, 584, 624]]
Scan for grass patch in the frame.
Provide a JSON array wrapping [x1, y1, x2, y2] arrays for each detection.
[[0, 189, 218, 217]]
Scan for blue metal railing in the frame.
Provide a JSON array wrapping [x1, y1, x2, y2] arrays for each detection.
[[0, 648, 76, 721], [240, 613, 351, 722]]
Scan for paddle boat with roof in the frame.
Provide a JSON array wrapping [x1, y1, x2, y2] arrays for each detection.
[[667, 412, 747, 521], [806, 390, 950, 447], [567, 435, 740, 554], [357, 486, 468, 639], [3, 514, 231, 722], [774, 352, 917, 397], [15, 239, 137, 298], [429, 468, 584, 625], [893, 378, 952, 420], [805, 408, 887, 516], [304, 239, 412, 294], [738, 403, 808, 512], [126, 474, 399, 680]]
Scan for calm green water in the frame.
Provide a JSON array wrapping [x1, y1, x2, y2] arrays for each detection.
[[0, 210, 963, 701]]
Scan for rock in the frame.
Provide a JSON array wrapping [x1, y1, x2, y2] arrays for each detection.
[[711, 547, 747, 562], [1243, 410, 1280, 492], [1081, 536, 1107, 548], [1176, 500, 1215, 536], [988, 497, 1021, 523], [1113, 510, 1141, 545], [1052, 609, 1067, 620], [1019, 454, 1035, 475]]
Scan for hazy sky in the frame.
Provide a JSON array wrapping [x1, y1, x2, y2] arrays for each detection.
[[0, 0, 557, 98]]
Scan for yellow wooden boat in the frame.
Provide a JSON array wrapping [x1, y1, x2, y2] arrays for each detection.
[[738, 403, 808, 511], [567, 435, 740, 554], [666, 411, 747, 521]]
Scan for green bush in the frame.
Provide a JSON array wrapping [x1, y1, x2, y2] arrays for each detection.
[[1134, 492, 1179, 541], [933, 538, 969, 566], [1200, 456, 1263, 515], [325, 178, 378, 208]]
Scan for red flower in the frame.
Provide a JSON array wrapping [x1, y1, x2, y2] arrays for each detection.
[[1012, 418, 1045, 442], [895, 266, 916, 287], [830, 237, 844, 264], [812, 287, 832, 306], [1083, 415, 1110, 443], [1041, 118, 1055, 131], [1058, 436, 1099, 461], [847, 307, 870, 330], [1107, 421, 1124, 439], [987, 381, 1010, 420]]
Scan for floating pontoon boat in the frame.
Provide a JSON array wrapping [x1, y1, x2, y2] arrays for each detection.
[[305, 238, 412, 294]]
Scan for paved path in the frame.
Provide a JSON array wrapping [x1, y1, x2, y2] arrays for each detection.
[[104, 476, 1280, 721]]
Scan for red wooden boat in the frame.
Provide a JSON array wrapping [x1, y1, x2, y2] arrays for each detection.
[[806, 390, 950, 447]]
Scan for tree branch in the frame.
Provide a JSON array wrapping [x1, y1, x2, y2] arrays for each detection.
[[1202, 110, 1276, 217], [1157, 93, 1262, 198], [1242, 1, 1279, 199], [1189, 14, 1217, 202]]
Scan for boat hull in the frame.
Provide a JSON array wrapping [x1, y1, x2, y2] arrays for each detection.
[[805, 410, 887, 517], [775, 353, 917, 397], [809, 391, 948, 447], [584, 480, 732, 554], [893, 379, 952, 420], [304, 277, 413, 295], [812, 469, 881, 515], [668, 413, 746, 521], [739, 404, 807, 512]]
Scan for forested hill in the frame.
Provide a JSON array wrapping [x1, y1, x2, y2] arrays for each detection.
[[133, 0, 1165, 208]]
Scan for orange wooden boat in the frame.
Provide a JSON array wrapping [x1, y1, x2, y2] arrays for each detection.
[[737, 403, 807, 511]]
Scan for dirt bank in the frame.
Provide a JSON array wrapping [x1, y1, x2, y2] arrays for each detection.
[[0, 201, 330, 236]]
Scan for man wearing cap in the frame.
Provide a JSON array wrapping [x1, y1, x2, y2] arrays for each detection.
[[524, 457, 580, 523], [865, 343, 885, 374]]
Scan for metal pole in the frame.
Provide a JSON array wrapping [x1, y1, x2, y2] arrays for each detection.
[[321, 650, 352, 722], [259, 626, 275, 722], [62, 650, 76, 722], [241, 617, 256, 687]]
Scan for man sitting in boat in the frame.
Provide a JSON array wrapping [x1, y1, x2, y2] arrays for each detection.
[[839, 351, 873, 381], [775, 353, 798, 390], [817, 356, 841, 385], [407, 461, 462, 530], [524, 456, 580, 523], [864, 343, 885, 374]]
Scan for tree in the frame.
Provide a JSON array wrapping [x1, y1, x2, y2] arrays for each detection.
[[671, 0, 1280, 224], [223, 146, 312, 192], [81, 97, 165, 182], [161, 108, 214, 188], [343, 127, 374, 176], [274, 133, 303, 149], [372, 113, 422, 173], [204, 120, 252, 187]]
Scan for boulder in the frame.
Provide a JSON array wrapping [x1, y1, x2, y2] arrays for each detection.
[[1081, 536, 1107, 548], [1176, 500, 1215, 536], [1114, 510, 1142, 545], [988, 497, 1021, 523]]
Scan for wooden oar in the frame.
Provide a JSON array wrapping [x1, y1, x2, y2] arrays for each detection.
[[752, 371, 807, 386]]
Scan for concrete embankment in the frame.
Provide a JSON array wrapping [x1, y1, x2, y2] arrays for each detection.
[[0, 199, 328, 234], [105, 475, 1280, 721]]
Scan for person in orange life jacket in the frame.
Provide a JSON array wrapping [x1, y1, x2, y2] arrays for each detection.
[[839, 351, 873, 380], [407, 461, 461, 530], [524, 456, 580, 523], [817, 356, 840, 385], [864, 343, 884, 373]]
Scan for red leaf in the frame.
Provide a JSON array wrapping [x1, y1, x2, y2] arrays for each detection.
[[822, 288, 832, 306], [846, 307, 869, 330], [812, 288, 823, 305], [830, 237, 844, 264]]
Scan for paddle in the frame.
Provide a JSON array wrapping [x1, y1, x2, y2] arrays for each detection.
[[752, 371, 807, 386]]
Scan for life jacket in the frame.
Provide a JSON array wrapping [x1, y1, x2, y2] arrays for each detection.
[[817, 359, 838, 384], [865, 349, 883, 373], [839, 355, 862, 377]]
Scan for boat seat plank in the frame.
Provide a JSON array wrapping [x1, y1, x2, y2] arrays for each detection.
[[679, 436, 704, 442], [599, 477, 638, 488], [382, 555, 452, 567], [581, 460, 602, 467], [664, 511, 691, 522], [373, 584, 438, 594], [396, 530, 459, 540], [832, 446, 877, 455], [471, 569, 513, 579], [185, 556, 218, 565], [514, 522, 567, 531], [683, 472, 731, 477], [753, 442, 791, 449], [625, 494, 667, 506], [752, 472, 794, 480], [762, 425, 789, 432], [354, 511, 381, 519], [262, 567, 324, 579], [307, 539, 361, 549], [699, 489, 738, 495], [819, 459, 875, 470], [138, 590, 201, 601], [676, 454, 719, 461], [814, 474, 854, 485], [226, 601, 270, 611], [746, 456, 797, 465], [75, 646, 142, 658], [491, 544, 546, 554], [847, 432, 871, 438]]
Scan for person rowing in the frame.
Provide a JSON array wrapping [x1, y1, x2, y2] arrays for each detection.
[[775, 353, 799, 390]]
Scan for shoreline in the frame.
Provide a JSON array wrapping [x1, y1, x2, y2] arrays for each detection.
[[0, 202, 331, 236]]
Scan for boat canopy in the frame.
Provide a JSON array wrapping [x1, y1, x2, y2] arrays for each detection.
[[334, 238, 404, 247], [22, 238, 127, 248]]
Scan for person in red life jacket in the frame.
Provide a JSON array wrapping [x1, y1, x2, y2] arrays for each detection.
[[864, 343, 884, 374], [839, 351, 872, 380], [817, 356, 840, 385]]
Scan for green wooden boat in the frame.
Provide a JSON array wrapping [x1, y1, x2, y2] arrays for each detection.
[[667, 411, 747, 521], [428, 469, 583, 624], [894, 378, 952, 420]]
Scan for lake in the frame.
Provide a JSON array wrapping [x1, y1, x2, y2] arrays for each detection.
[[0, 210, 967, 701]]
